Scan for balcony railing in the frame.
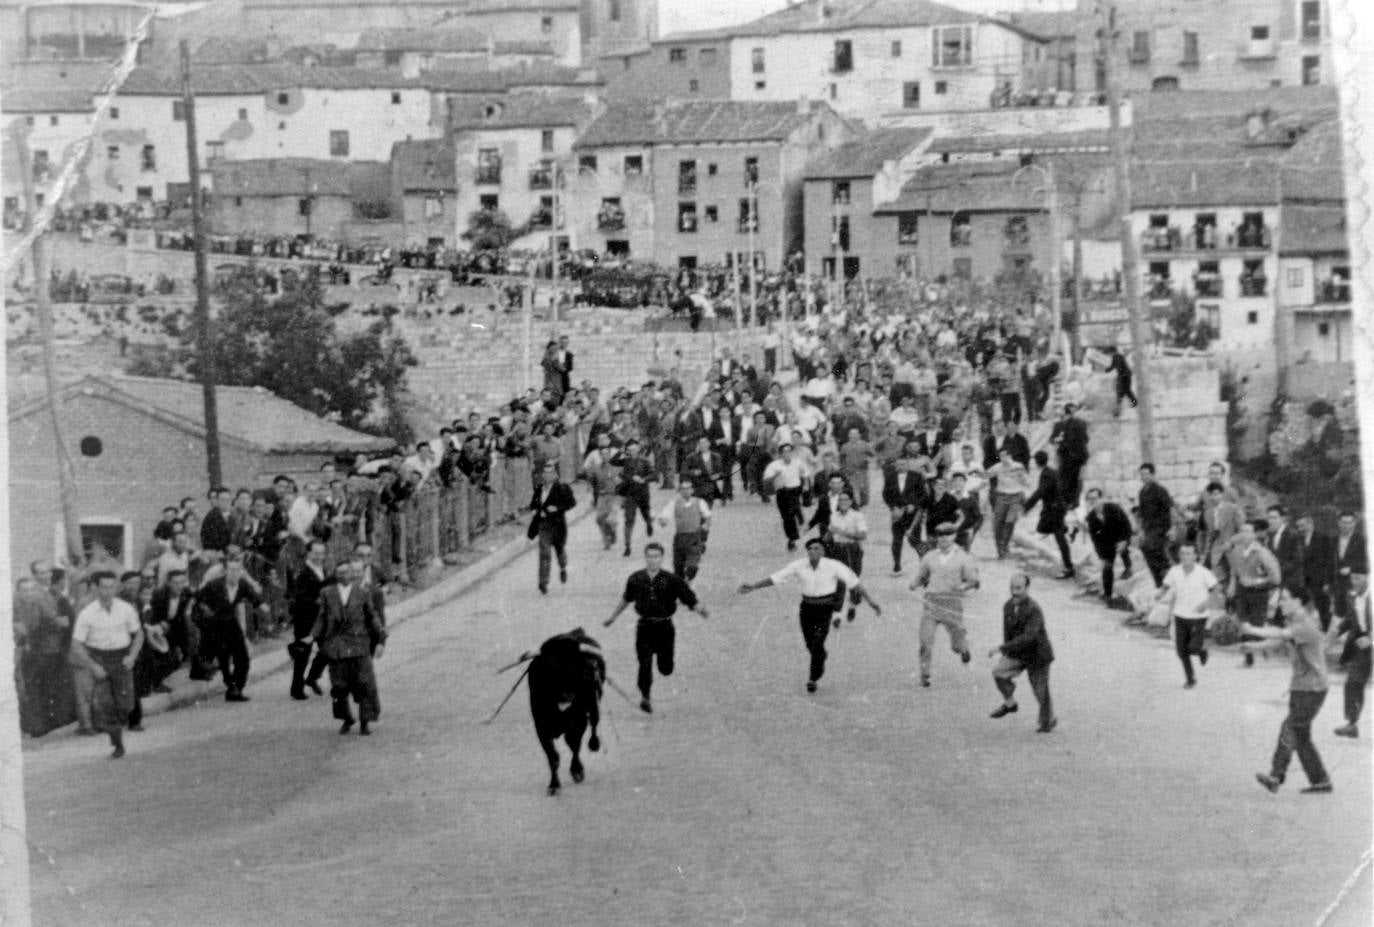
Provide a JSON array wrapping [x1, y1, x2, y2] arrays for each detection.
[[1141, 227, 1181, 252], [950, 226, 972, 248], [1194, 274, 1223, 298], [678, 215, 698, 233], [475, 166, 502, 185], [1316, 279, 1350, 303], [1192, 225, 1219, 249], [528, 208, 552, 229], [528, 167, 553, 190], [1239, 275, 1268, 297], [1231, 226, 1271, 249], [738, 216, 758, 234], [898, 229, 919, 246], [1004, 229, 1030, 250], [678, 176, 697, 196], [597, 208, 625, 231], [1146, 275, 1173, 300]]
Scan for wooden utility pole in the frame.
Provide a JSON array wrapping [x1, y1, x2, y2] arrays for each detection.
[[180, 40, 222, 488], [1098, 2, 1157, 465], [12, 124, 85, 568]]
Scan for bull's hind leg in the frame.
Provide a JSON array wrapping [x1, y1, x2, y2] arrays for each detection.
[[566, 715, 587, 784], [539, 734, 562, 795]]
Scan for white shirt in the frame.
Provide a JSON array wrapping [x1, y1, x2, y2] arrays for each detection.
[[288, 497, 320, 541], [795, 404, 826, 434], [1162, 564, 1218, 618], [72, 597, 142, 651], [658, 496, 711, 533], [763, 458, 807, 489], [337, 583, 352, 606], [828, 508, 868, 542], [769, 557, 860, 597]]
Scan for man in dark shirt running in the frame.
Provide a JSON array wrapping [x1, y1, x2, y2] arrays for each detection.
[[604, 542, 710, 713], [1137, 463, 1176, 585]]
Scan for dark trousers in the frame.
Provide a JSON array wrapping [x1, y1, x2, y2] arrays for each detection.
[[799, 600, 834, 683], [891, 508, 917, 569], [1174, 616, 1207, 683], [88, 647, 135, 735], [1140, 531, 1172, 585], [329, 655, 381, 723], [764, 347, 777, 374], [1098, 546, 1133, 598], [999, 391, 1022, 424], [205, 622, 251, 692], [634, 618, 675, 698], [537, 524, 568, 588], [1343, 648, 1372, 724], [19, 652, 69, 736], [1043, 527, 1073, 572], [622, 490, 652, 548], [994, 662, 1053, 728], [1270, 690, 1329, 785], [714, 444, 736, 500], [672, 531, 705, 581], [1310, 586, 1333, 631], [776, 487, 803, 542], [1059, 460, 1086, 509], [128, 646, 178, 727]]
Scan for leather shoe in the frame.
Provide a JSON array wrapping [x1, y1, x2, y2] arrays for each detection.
[[559, 568, 567, 584], [359, 720, 371, 736], [639, 698, 652, 714], [1300, 781, 1332, 794], [308, 680, 323, 696], [1184, 680, 1196, 689], [990, 703, 1018, 718], [539, 583, 548, 595], [806, 680, 817, 693], [1036, 718, 1058, 733], [225, 690, 250, 702], [960, 650, 972, 664], [1334, 724, 1358, 738], [127, 724, 145, 732], [339, 719, 354, 734], [1255, 772, 1281, 793]]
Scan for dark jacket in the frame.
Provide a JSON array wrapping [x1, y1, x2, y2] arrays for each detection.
[[1085, 502, 1133, 558], [1058, 416, 1090, 465], [999, 595, 1054, 667], [1336, 589, 1371, 666], [195, 576, 262, 626], [200, 507, 232, 553], [1024, 467, 1068, 534], [310, 582, 387, 661], [683, 449, 724, 501], [290, 563, 331, 625], [1336, 531, 1369, 587], [528, 481, 576, 541], [881, 465, 928, 511], [1267, 525, 1306, 592], [151, 585, 195, 653], [1298, 530, 1335, 592], [1138, 481, 1175, 537]]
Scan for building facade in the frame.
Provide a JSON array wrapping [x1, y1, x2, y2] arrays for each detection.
[[599, 31, 732, 103], [208, 158, 392, 240], [392, 138, 459, 247], [1276, 203, 1350, 365]]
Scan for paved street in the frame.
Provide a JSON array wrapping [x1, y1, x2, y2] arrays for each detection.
[[22, 487, 1373, 927]]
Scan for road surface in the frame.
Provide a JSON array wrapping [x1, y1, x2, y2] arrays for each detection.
[[21, 486, 1373, 926]]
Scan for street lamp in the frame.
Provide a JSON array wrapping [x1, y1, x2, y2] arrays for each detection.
[[1012, 161, 1063, 358]]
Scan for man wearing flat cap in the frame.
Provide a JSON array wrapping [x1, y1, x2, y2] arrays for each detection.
[[911, 522, 980, 688]]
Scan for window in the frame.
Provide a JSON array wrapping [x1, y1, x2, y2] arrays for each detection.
[[329, 130, 350, 157], [898, 212, 919, 245], [934, 80, 948, 95], [578, 154, 598, 173], [1196, 260, 1222, 297], [32, 150, 50, 179], [932, 25, 973, 68], [1286, 267, 1304, 288], [276, 92, 289, 105], [541, 15, 554, 33], [234, 196, 243, 207], [707, 163, 718, 176], [106, 145, 120, 161], [891, 40, 902, 57], [1240, 258, 1267, 296], [754, 81, 766, 90], [1247, 310, 1259, 324], [751, 47, 765, 73], [832, 215, 850, 251], [623, 154, 642, 175], [476, 147, 501, 183], [298, 198, 312, 217], [24, 116, 34, 126], [1303, 55, 1321, 85], [679, 256, 697, 270], [678, 160, 697, 195], [1302, 1, 1322, 40], [237, 107, 248, 121], [384, 50, 403, 66], [829, 83, 838, 100], [541, 129, 554, 152], [529, 160, 554, 189], [951, 213, 972, 247], [832, 181, 850, 205], [700, 48, 717, 66], [424, 196, 443, 219], [141, 144, 156, 171], [206, 140, 225, 161], [1004, 215, 1030, 249], [833, 39, 853, 73], [704, 205, 718, 222], [738, 198, 757, 232], [1182, 31, 1199, 65], [598, 197, 625, 230], [678, 202, 698, 233], [1130, 30, 1150, 64], [669, 48, 687, 64], [903, 82, 920, 108], [1318, 322, 1331, 337], [109, 107, 119, 119], [479, 194, 499, 210], [173, 100, 186, 121], [744, 157, 758, 186], [689, 79, 700, 93], [608, 0, 621, 22], [391, 91, 402, 104], [1251, 25, 1270, 41], [135, 186, 153, 201], [953, 257, 972, 279]]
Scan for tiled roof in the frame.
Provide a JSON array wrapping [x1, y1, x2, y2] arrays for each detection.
[[876, 162, 1049, 213], [576, 99, 835, 148], [192, 36, 273, 65], [930, 129, 1111, 154], [803, 127, 932, 179], [420, 70, 513, 93], [119, 65, 425, 95], [209, 158, 379, 197], [10, 376, 392, 455], [1001, 10, 1080, 39], [1280, 120, 1345, 201], [659, 0, 1029, 41], [462, 0, 578, 11], [1130, 158, 1281, 208], [356, 28, 492, 53], [449, 93, 594, 130], [1280, 204, 1348, 255], [0, 87, 94, 113], [392, 138, 457, 191], [502, 62, 603, 87]]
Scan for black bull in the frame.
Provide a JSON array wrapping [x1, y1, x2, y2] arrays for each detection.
[[528, 629, 605, 795]]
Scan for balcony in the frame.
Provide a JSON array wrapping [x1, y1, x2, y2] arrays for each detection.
[[597, 206, 625, 231], [528, 207, 552, 229], [1230, 225, 1271, 249], [475, 166, 502, 185], [678, 214, 698, 233], [678, 175, 697, 196], [1191, 224, 1219, 250], [1316, 279, 1350, 303], [1145, 274, 1173, 300], [950, 226, 972, 248], [1239, 274, 1268, 297], [1141, 226, 1182, 253], [738, 215, 759, 234], [1194, 273, 1222, 298], [528, 166, 553, 190], [1128, 47, 1150, 65]]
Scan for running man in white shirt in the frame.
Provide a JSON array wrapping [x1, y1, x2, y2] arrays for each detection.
[[70, 571, 144, 758], [762, 443, 810, 551], [657, 482, 712, 581], [825, 489, 869, 624], [738, 537, 882, 693], [1155, 542, 1220, 688]]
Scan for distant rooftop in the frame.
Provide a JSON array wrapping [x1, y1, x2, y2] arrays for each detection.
[[392, 138, 457, 192], [803, 127, 932, 179], [577, 99, 837, 148], [208, 158, 388, 197], [448, 93, 594, 130], [657, 0, 1044, 43], [0, 87, 94, 113]]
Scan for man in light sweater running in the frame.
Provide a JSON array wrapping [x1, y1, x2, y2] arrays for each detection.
[[911, 522, 981, 687]]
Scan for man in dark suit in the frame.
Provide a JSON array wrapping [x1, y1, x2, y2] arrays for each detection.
[[302, 561, 387, 735], [288, 539, 332, 699], [913, 425, 943, 468], [199, 487, 233, 556], [1295, 512, 1336, 630], [149, 569, 195, 676], [1333, 511, 1368, 605], [809, 473, 850, 537], [556, 335, 574, 396], [195, 555, 267, 702], [704, 403, 739, 502], [1266, 505, 1305, 593], [1023, 450, 1074, 579], [1084, 488, 1134, 601], [988, 573, 1056, 733], [1054, 404, 1090, 508], [1334, 564, 1371, 739], [529, 460, 576, 594], [682, 437, 724, 505], [882, 449, 928, 574]]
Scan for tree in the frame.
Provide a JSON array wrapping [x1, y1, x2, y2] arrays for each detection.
[[463, 208, 519, 251], [127, 265, 416, 442]]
